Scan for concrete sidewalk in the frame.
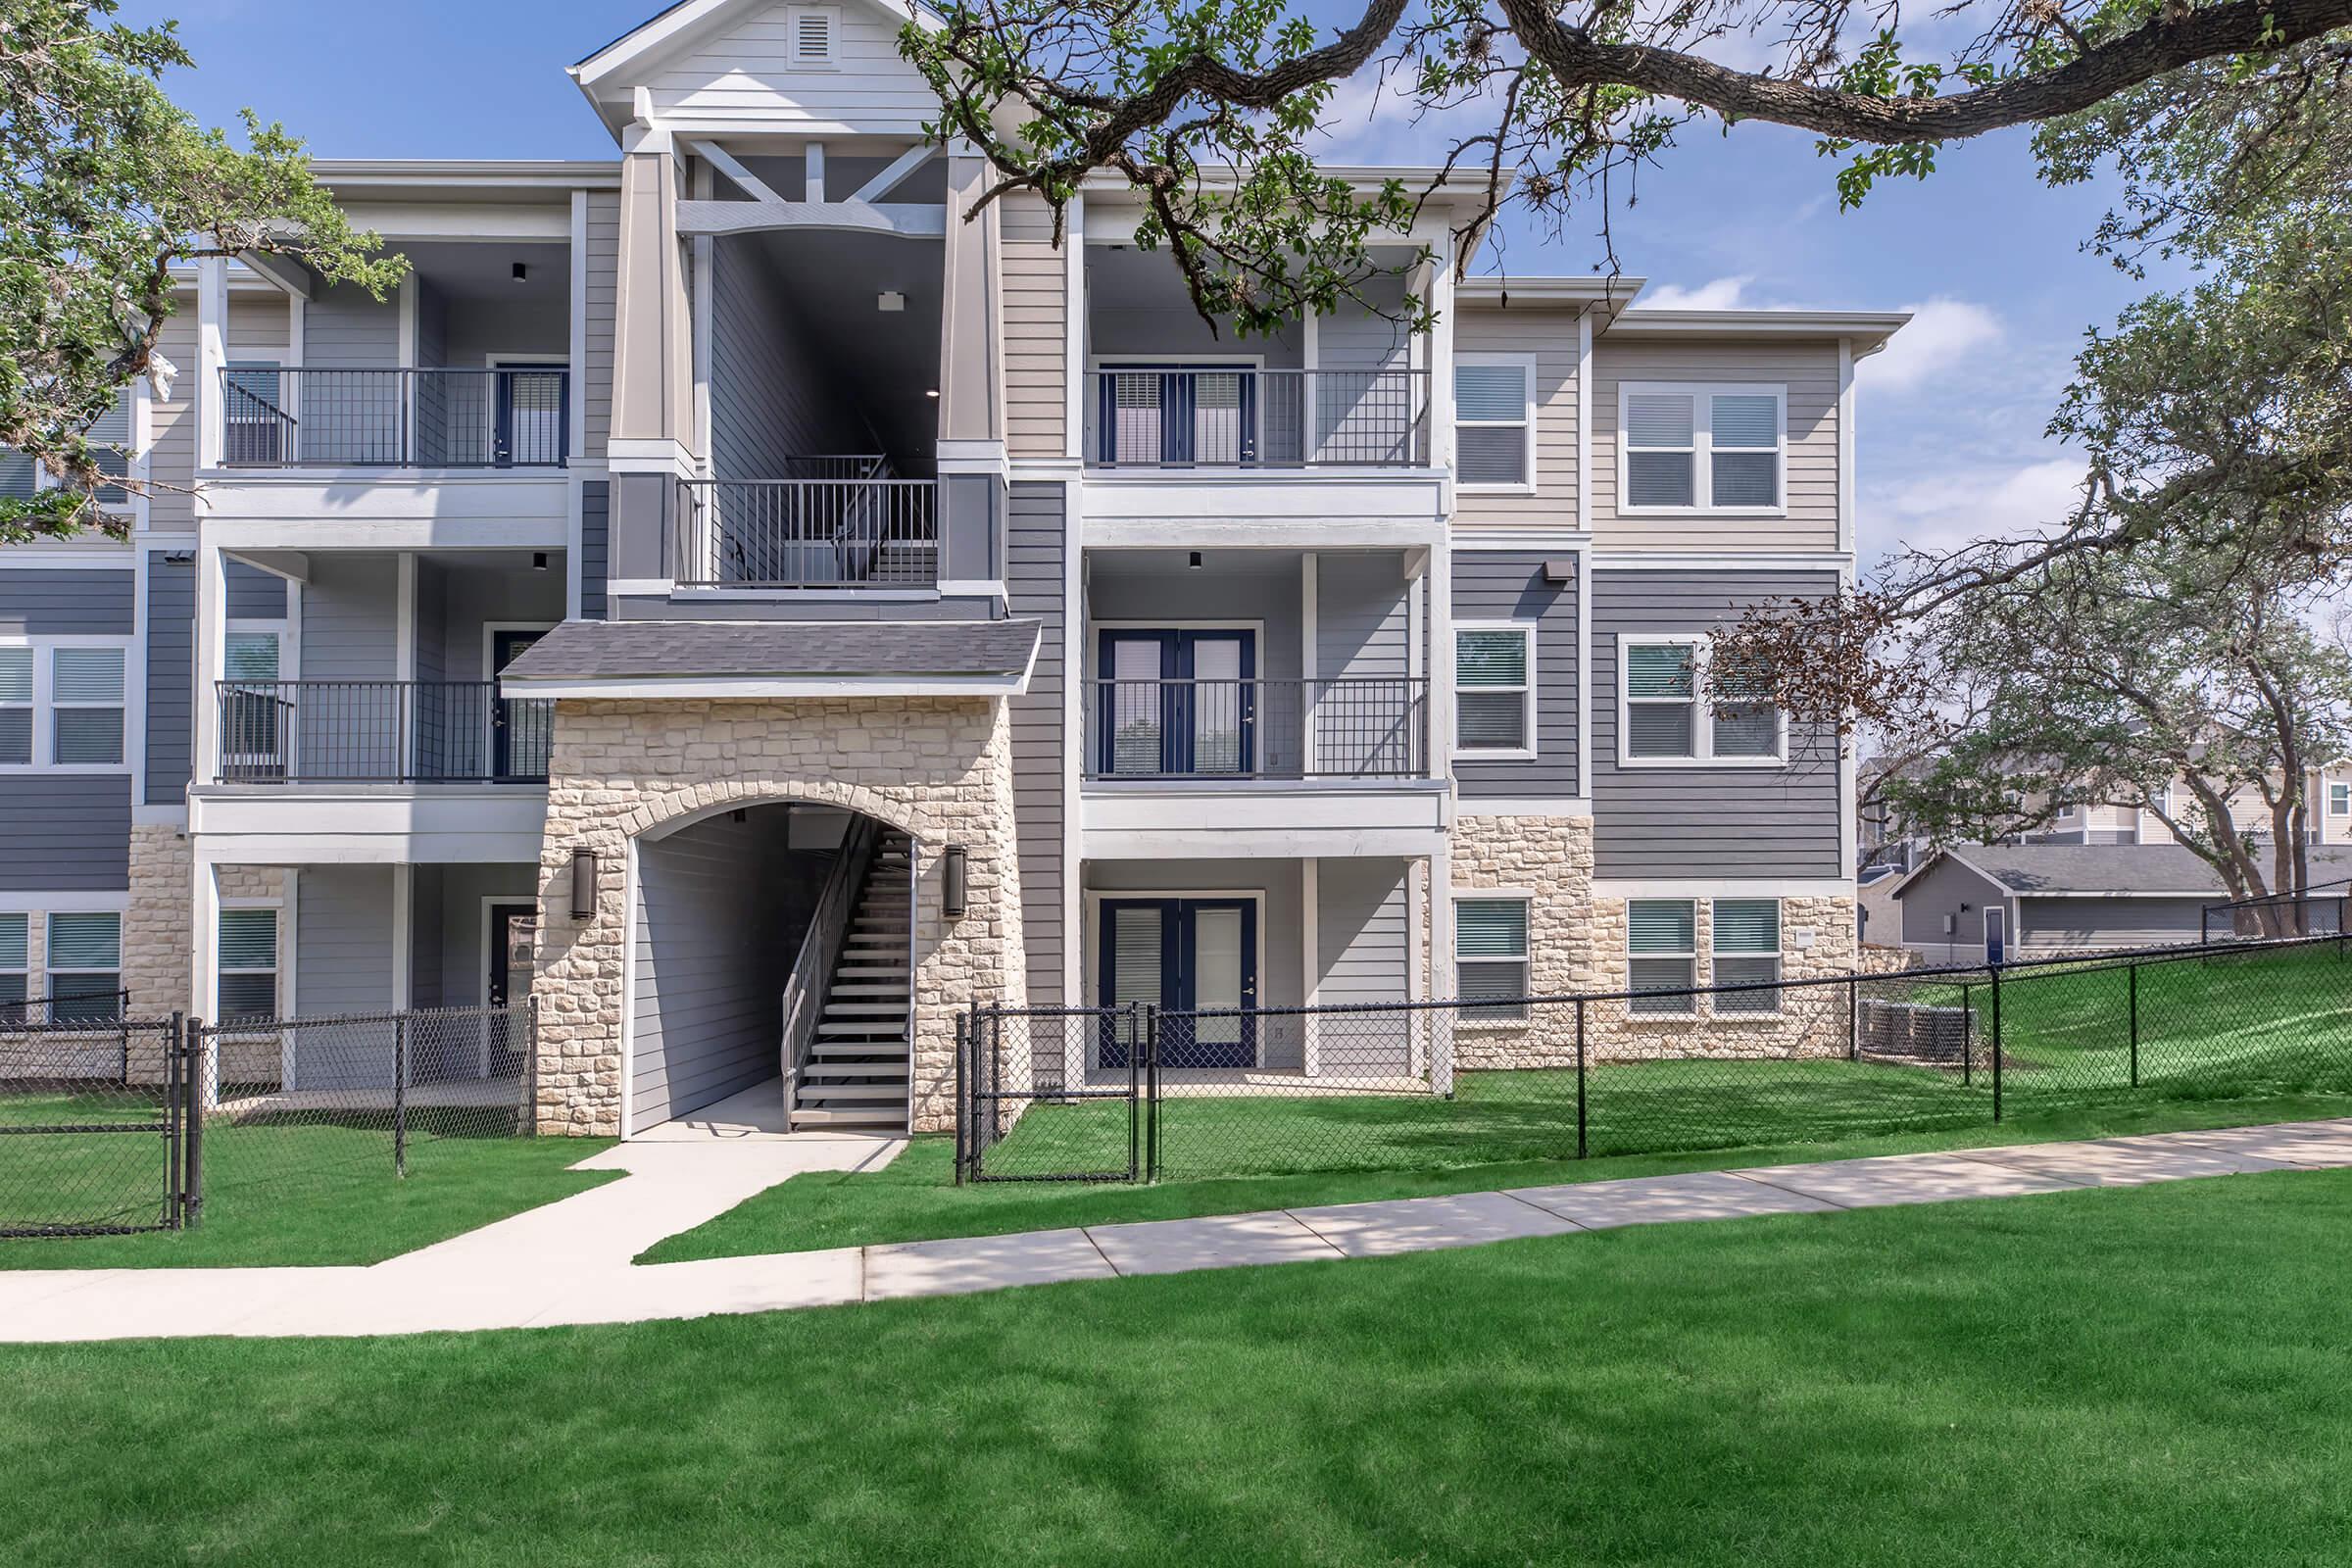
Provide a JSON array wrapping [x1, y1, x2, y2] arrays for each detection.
[[3, 1119, 2347, 1343]]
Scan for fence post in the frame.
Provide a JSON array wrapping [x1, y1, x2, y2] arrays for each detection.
[[2128, 960, 2139, 1090], [1127, 1001, 1142, 1183], [1847, 973, 1860, 1062], [953, 1008, 968, 1186], [164, 1015, 183, 1231], [183, 1017, 206, 1228], [2339, 897, 2347, 959], [1574, 998, 1588, 1160], [1145, 1004, 1161, 1182], [393, 1012, 409, 1179], [1960, 981, 1973, 1088], [1989, 966, 2003, 1124]]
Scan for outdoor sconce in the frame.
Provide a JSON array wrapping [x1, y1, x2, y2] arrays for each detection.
[[942, 845, 968, 919], [569, 850, 599, 920]]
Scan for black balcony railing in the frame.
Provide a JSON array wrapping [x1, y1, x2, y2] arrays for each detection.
[[673, 472, 940, 589], [1086, 677, 1430, 780], [1086, 367, 1432, 468], [215, 680, 554, 784], [220, 367, 569, 467]]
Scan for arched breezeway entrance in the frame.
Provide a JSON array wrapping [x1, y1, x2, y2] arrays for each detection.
[[622, 800, 915, 1138]]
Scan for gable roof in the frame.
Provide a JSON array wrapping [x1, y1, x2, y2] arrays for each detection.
[[1891, 843, 2352, 901], [573, 0, 935, 83]]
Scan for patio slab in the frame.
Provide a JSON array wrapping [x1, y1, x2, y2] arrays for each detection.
[[864, 1228, 1115, 1301], [1087, 1211, 1343, 1277], [1732, 1152, 2091, 1209], [1510, 1170, 1843, 1229], [1287, 1192, 1584, 1257], [1962, 1139, 2299, 1186]]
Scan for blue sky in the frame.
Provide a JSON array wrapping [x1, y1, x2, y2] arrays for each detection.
[[131, 0, 2167, 564]]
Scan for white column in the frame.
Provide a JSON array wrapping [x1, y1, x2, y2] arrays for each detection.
[[1300, 858, 1321, 1077], [1299, 551, 1318, 775], [190, 857, 219, 1026], [1428, 231, 1455, 474], [1430, 845, 1454, 1096], [191, 543, 226, 787], [1429, 539, 1453, 780], [390, 863, 413, 1014], [194, 256, 228, 470]]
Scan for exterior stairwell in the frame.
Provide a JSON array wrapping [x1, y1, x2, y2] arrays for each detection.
[[790, 832, 913, 1131]]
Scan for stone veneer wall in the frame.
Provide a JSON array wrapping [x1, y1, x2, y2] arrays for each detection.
[[1447, 813, 1857, 1064], [123, 824, 287, 1079], [531, 696, 1029, 1137]]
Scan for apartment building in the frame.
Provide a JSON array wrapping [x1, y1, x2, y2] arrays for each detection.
[[0, 0, 1902, 1137]]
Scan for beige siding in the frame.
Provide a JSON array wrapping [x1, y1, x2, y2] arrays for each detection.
[[1002, 193, 1067, 458], [147, 307, 200, 531], [1452, 305, 1581, 529], [1592, 338, 1841, 550], [583, 190, 619, 462], [647, 4, 938, 135], [226, 294, 290, 357]]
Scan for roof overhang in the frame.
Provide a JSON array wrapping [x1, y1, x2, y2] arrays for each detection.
[[1606, 308, 1911, 358], [500, 617, 1041, 700], [1456, 273, 1648, 326], [310, 160, 620, 198]]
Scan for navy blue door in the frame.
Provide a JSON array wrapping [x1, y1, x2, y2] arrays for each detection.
[[1097, 629, 1256, 777], [491, 629, 546, 780], [1098, 365, 1256, 465], [1098, 899, 1258, 1068]]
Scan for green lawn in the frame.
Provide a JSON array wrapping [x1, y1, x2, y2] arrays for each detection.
[[642, 1089, 2352, 1261], [0, 1102, 616, 1268], [8, 1169, 2351, 1566]]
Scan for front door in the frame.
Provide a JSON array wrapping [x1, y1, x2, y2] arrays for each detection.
[[1098, 898, 1258, 1069], [1098, 365, 1256, 465], [1097, 629, 1256, 777], [486, 903, 537, 1077], [490, 629, 548, 780], [492, 362, 566, 466]]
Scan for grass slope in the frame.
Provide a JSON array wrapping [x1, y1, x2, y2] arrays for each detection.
[[643, 1090, 2352, 1261], [6, 1169, 2350, 1566]]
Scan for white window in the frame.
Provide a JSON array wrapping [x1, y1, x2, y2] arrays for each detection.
[[1454, 624, 1535, 758], [1621, 383, 1785, 512], [1455, 897, 1530, 1021], [0, 647, 28, 765], [217, 906, 279, 1022], [1627, 900, 1696, 1015], [0, 913, 24, 1019], [1619, 635, 1783, 765], [1711, 899, 1783, 1015], [46, 912, 120, 1023], [1453, 358, 1535, 489], [2331, 782, 2349, 817], [786, 4, 839, 66], [51, 647, 124, 765]]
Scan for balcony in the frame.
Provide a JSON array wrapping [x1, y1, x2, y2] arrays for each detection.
[[220, 367, 569, 469], [1084, 368, 1430, 469], [672, 465, 940, 590], [1086, 676, 1429, 782], [215, 680, 554, 784]]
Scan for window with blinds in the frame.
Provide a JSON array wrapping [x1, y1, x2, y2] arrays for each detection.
[[2332, 782, 2349, 816], [1711, 899, 1783, 1014], [51, 647, 124, 765], [1621, 383, 1784, 511], [1455, 625, 1534, 756], [1627, 899, 1696, 1015], [0, 647, 29, 765], [1455, 898, 1530, 1020], [1623, 641, 1695, 760], [1622, 637, 1782, 764], [218, 907, 279, 1022], [1453, 360, 1532, 486], [0, 912, 24, 1017], [46, 911, 121, 1023]]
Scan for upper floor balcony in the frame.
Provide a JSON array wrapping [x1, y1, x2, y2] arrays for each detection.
[[220, 367, 569, 470], [1083, 368, 1430, 470], [214, 679, 554, 786], [670, 460, 940, 593], [1086, 676, 1429, 781]]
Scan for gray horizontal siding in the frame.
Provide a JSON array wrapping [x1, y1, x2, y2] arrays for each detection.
[[225, 561, 287, 619], [2020, 895, 2208, 950], [1452, 551, 1578, 801], [0, 568, 133, 636], [0, 776, 131, 892], [145, 553, 193, 805], [1896, 858, 2009, 948], [1007, 481, 1065, 1005], [579, 480, 609, 619], [1317, 859, 1410, 1005], [1591, 569, 1843, 879], [299, 556, 397, 678], [304, 281, 400, 368]]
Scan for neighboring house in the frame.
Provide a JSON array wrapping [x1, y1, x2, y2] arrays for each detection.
[[1864, 761, 2352, 865], [1887, 844, 2352, 963], [0, 0, 1906, 1136]]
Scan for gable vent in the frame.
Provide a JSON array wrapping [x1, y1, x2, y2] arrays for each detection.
[[787, 5, 839, 67]]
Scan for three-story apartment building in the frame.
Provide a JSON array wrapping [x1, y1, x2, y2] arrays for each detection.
[[0, 0, 1903, 1138]]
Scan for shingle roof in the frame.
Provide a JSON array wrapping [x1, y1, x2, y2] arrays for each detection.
[[502, 618, 1041, 683], [1898, 843, 2352, 898]]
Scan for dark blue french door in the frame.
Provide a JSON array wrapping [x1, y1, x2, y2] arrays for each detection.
[[1097, 364, 1257, 465], [1097, 628, 1256, 777], [1098, 898, 1258, 1068]]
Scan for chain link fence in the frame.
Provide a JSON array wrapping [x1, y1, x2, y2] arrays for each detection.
[[959, 934, 2352, 1184], [0, 1014, 190, 1236]]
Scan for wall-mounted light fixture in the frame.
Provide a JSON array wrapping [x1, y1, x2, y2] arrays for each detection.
[[942, 844, 968, 919], [1188, 551, 1203, 570], [512, 262, 529, 283], [877, 291, 906, 313], [569, 850, 600, 920], [532, 551, 550, 571]]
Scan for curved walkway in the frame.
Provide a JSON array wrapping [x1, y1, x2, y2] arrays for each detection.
[[5, 1119, 2350, 1343]]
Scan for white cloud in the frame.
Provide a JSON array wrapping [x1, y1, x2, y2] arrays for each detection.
[[1857, 298, 2003, 396], [1863, 457, 2083, 561], [1637, 275, 1754, 310]]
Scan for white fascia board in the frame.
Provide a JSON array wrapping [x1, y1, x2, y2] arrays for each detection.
[[500, 672, 1033, 700], [1451, 526, 1592, 553], [572, 0, 937, 87], [1607, 310, 1911, 356], [1589, 550, 1853, 572], [1590, 878, 1858, 900], [1452, 798, 1593, 818]]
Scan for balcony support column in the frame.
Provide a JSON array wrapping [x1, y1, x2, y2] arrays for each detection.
[[191, 543, 227, 788], [194, 256, 228, 470]]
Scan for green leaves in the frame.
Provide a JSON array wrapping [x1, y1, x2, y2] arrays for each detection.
[[0, 0, 402, 545]]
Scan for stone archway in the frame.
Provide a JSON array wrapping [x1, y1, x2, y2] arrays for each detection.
[[528, 696, 1029, 1136]]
